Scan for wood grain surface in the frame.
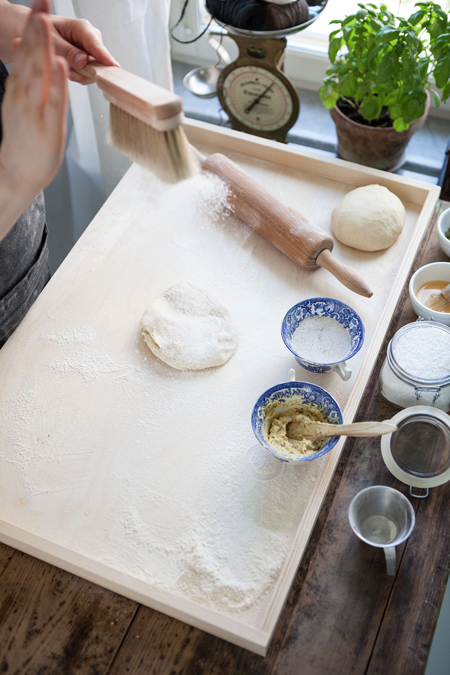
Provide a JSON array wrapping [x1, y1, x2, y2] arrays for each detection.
[[0, 205, 448, 675]]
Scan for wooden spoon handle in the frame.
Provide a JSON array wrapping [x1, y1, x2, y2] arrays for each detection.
[[317, 421, 397, 437], [288, 420, 397, 439]]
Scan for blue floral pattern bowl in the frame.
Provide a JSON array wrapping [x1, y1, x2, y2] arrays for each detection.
[[281, 297, 365, 379], [251, 380, 343, 463]]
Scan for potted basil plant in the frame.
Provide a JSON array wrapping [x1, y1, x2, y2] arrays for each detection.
[[319, 2, 450, 170]]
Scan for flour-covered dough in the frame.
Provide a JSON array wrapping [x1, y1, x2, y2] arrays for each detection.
[[331, 184, 405, 252], [140, 282, 238, 370]]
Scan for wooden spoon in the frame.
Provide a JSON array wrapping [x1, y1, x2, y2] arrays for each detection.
[[425, 282, 450, 312], [286, 416, 397, 440]]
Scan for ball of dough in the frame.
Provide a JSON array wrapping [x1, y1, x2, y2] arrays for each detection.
[[140, 282, 238, 371], [331, 184, 405, 252]]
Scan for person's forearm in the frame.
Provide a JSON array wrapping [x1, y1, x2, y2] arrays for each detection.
[[0, 161, 36, 242], [0, 0, 29, 64]]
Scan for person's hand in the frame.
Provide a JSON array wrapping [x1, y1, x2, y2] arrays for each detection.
[[49, 14, 119, 85], [0, 0, 68, 204]]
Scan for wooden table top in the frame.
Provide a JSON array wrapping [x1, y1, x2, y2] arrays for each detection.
[[0, 202, 449, 675]]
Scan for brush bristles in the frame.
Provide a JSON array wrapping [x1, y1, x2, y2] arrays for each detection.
[[108, 104, 199, 183]]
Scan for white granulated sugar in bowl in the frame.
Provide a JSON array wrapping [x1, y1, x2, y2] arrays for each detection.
[[292, 316, 350, 363]]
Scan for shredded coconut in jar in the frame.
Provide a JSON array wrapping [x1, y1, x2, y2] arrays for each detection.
[[292, 316, 350, 363]]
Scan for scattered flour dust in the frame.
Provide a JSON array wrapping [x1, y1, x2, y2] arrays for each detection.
[[0, 323, 320, 616], [0, 170, 326, 621], [156, 171, 254, 250], [40, 326, 96, 345], [110, 467, 297, 613], [41, 327, 123, 382]]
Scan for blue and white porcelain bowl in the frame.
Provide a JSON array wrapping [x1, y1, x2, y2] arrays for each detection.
[[251, 380, 343, 463], [281, 298, 365, 381]]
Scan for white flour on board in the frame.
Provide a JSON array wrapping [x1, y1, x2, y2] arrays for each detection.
[[0, 321, 323, 617], [0, 170, 330, 620]]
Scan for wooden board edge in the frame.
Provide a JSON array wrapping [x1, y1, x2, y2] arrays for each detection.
[[183, 119, 436, 206], [0, 519, 270, 656], [258, 184, 440, 638]]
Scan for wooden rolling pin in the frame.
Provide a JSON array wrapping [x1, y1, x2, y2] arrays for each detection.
[[201, 153, 373, 298]]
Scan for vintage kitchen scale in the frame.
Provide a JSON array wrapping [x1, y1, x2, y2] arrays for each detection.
[[184, 1, 328, 142]]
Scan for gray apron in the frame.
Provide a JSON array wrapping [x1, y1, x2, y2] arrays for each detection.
[[0, 60, 50, 348]]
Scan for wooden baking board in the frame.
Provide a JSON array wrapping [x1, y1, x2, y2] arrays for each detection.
[[0, 120, 440, 655]]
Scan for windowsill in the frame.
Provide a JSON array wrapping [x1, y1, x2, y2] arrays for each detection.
[[173, 60, 448, 184]]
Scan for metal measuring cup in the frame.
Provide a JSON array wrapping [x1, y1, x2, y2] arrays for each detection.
[[348, 486, 415, 575]]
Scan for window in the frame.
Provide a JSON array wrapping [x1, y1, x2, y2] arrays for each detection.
[[169, 0, 450, 120]]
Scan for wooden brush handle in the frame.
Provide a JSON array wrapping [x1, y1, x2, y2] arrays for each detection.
[[76, 61, 184, 131], [202, 153, 373, 298]]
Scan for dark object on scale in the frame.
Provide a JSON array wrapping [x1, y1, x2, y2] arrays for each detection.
[[206, 0, 310, 31]]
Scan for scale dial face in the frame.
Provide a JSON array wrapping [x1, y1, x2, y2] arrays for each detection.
[[221, 65, 294, 132]]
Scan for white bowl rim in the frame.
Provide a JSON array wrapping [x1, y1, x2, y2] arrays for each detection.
[[437, 207, 450, 234], [409, 262, 450, 319]]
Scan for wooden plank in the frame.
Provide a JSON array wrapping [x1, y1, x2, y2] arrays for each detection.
[[0, 543, 15, 576], [108, 606, 265, 675], [0, 550, 137, 674], [367, 482, 450, 675]]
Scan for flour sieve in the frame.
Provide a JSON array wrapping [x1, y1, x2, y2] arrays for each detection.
[[381, 406, 450, 498]]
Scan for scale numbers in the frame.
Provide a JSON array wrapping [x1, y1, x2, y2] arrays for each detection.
[[222, 66, 294, 132]]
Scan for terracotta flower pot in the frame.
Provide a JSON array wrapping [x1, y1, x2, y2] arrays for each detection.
[[330, 93, 430, 171]]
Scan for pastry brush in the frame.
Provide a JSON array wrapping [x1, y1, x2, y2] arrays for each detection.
[[425, 282, 450, 312], [76, 61, 199, 183]]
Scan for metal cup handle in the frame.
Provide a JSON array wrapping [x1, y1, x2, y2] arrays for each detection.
[[384, 546, 396, 575]]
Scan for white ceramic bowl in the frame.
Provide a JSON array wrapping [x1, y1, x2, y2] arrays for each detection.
[[437, 208, 450, 258], [409, 261, 450, 325]]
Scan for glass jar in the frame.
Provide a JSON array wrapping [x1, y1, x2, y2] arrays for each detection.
[[379, 320, 450, 411]]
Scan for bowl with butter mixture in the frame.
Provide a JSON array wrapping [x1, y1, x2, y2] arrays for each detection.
[[252, 380, 343, 463], [281, 298, 365, 381], [409, 261, 450, 325]]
